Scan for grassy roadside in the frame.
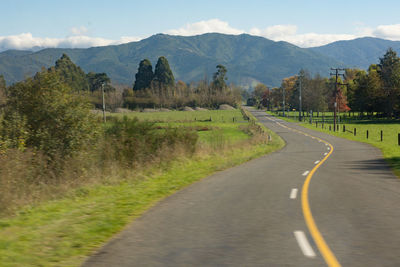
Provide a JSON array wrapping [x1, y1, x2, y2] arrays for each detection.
[[0, 109, 284, 267], [267, 111, 400, 177]]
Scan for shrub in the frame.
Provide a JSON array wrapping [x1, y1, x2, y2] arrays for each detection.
[[2, 69, 100, 159], [103, 116, 198, 166]]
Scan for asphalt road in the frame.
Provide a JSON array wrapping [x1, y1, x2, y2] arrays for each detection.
[[83, 109, 400, 267]]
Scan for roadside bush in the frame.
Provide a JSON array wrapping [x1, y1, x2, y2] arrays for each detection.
[[0, 111, 29, 152], [2, 70, 100, 159], [103, 116, 198, 166]]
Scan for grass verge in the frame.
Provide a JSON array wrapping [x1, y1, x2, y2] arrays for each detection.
[[267, 111, 400, 177], [0, 110, 284, 267]]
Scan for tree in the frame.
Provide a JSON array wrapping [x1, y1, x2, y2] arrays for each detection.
[[87, 72, 111, 92], [289, 70, 310, 113], [0, 75, 6, 108], [51, 53, 89, 91], [253, 83, 270, 108], [212, 64, 228, 91], [305, 74, 328, 113], [378, 48, 400, 116], [280, 76, 297, 111], [133, 59, 154, 91], [153, 56, 175, 88], [2, 69, 98, 158]]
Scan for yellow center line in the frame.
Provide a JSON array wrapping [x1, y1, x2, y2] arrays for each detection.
[[302, 140, 341, 267], [275, 120, 341, 267]]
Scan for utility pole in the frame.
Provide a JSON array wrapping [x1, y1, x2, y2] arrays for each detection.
[[282, 86, 285, 117], [330, 68, 345, 131], [102, 83, 106, 123], [298, 74, 303, 121]]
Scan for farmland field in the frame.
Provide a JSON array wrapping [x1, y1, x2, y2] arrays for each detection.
[[109, 109, 252, 144]]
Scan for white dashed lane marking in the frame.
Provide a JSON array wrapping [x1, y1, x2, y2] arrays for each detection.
[[294, 231, 316, 258], [290, 188, 298, 199]]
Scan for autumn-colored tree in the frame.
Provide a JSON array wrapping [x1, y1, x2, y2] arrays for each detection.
[[280, 76, 297, 111]]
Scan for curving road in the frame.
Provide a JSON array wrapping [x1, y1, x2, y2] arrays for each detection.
[[83, 109, 400, 267]]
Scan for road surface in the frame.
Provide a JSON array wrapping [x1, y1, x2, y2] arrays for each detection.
[[83, 109, 400, 267]]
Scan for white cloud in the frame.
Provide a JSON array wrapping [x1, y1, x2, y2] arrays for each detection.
[[372, 24, 400, 40], [118, 36, 142, 44], [166, 20, 400, 47], [250, 25, 297, 39], [70, 26, 88, 36], [165, 21, 360, 47], [0, 33, 142, 52], [248, 24, 356, 47], [165, 19, 244, 36]]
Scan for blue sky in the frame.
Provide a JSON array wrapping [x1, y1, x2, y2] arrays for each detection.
[[1, 0, 400, 51]]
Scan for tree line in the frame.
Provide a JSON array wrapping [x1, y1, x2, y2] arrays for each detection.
[[125, 57, 240, 109], [250, 48, 400, 118]]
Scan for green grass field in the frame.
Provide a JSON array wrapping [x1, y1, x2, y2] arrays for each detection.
[[269, 111, 400, 177], [110, 109, 246, 123], [109, 110, 251, 145], [0, 109, 284, 267]]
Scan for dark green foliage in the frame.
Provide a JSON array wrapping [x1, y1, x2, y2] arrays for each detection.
[[377, 48, 400, 115], [1, 69, 99, 158], [52, 53, 89, 91], [104, 116, 198, 166], [153, 56, 175, 87], [133, 59, 154, 91], [212, 64, 228, 91], [87, 72, 111, 92], [0, 75, 6, 108]]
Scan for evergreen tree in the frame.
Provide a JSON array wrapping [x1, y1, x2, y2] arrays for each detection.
[[52, 53, 89, 91], [378, 48, 400, 116], [87, 72, 111, 92], [212, 64, 228, 91], [0, 75, 6, 108], [153, 56, 175, 87], [133, 59, 154, 91]]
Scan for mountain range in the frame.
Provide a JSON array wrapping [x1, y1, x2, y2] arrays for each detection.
[[0, 33, 399, 88]]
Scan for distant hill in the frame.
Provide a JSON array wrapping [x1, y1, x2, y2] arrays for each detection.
[[309, 37, 400, 69], [0, 33, 341, 88]]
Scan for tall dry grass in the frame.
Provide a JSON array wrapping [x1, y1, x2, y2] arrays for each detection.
[[0, 115, 269, 216], [0, 117, 199, 216]]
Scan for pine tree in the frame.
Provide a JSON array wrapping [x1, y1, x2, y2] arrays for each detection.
[[87, 72, 111, 92], [52, 53, 89, 91], [0, 75, 6, 108], [378, 48, 400, 116], [133, 59, 154, 91], [212, 64, 227, 91], [153, 56, 175, 87]]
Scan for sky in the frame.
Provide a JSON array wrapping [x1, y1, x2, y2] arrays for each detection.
[[1, 0, 400, 51]]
